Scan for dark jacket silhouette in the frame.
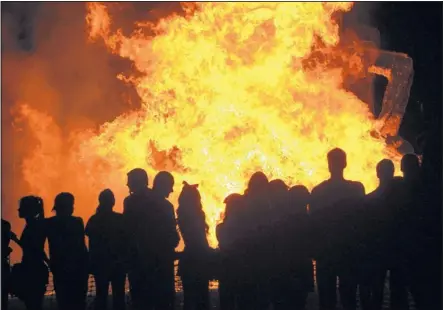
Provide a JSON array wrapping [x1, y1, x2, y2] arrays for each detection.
[[85, 189, 128, 310], [417, 126, 442, 310], [2, 219, 13, 310], [284, 185, 314, 310], [123, 168, 154, 309], [237, 172, 272, 310], [268, 179, 297, 310], [358, 159, 395, 310], [151, 171, 180, 310], [11, 196, 48, 310], [310, 148, 365, 310], [46, 192, 88, 310], [177, 181, 211, 310], [216, 193, 244, 310], [386, 154, 427, 310], [123, 169, 179, 310]]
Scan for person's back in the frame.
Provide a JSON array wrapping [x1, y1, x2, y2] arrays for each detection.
[[217, 194, 244, 310], [286, 185, 312, 266], [150, 171, 180, 310], [46, 215, 88, 272], [177, 183, 210, 253], [124, 169, 180, 310], [124, 187, 162, 260], [20, 219, 47, 267], [150, 194, 180, 258], [86, 189, 127, 310], [311, 178, 364, 214], [358, 159, 397, 310], [123, 168, 165, 310], [46, 192, 88, 310], [86, 210, 127, 273], [386, 154, 427, 310], [12, 196, 48, 310], [2, 219, 12, 310], [310, 148, 365, 310], [311, 177, 365, 261], [272, 185, 312, 310], [177, 181, 211, 310], [417, 128, 442, 309], [237, 172, 272, 310], [2, 219, 12, 263]]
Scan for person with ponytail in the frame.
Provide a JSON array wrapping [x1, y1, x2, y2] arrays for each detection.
[[10, 196, 48, 310], [46, 192, 88, 310], [177, 181, 211, 310]]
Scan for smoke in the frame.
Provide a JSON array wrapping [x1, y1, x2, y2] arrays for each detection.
[[0, 2, 147, 261], [341, 2, 382, 47]]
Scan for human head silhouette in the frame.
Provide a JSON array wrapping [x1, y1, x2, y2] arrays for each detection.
[[269, 179, 288, 203], [288, 185, 310, 214], [19, 196, 44, 220], [401, 153, 420, 180], [53, 192, 75, 216], [223, 193, 243, 221], [178, 181, 208, 233], [376, 159, 395, 184], [98, 189, 115, 211], [127, 168, 148, 194], [246, 171, 269, 195], [178, 181, 201, 207], [153, 171, 175, 198], [327, 148, 347, 178]]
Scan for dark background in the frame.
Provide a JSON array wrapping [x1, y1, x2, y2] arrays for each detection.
[[373, 2, 442, 143]]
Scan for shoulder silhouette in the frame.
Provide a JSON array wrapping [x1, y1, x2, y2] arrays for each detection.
[[310, 148, 365, 310], [177, 181, 211, 310], [46, 192, 88, 310], [11, 196, 48, 310], [86, 189, 127, 310]]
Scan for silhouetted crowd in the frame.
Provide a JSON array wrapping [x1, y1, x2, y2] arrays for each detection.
[[2, 148, 441, 310]]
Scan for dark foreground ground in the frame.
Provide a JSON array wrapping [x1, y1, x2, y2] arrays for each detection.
[[7, 268, 416, 310], [7, 282, 417, 310]]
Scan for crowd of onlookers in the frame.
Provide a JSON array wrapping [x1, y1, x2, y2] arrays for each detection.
[[1, 146, 441, 310]]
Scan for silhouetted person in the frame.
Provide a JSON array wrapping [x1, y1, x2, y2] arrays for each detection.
[[177, 182, 211, 310], [388, 154, 425, 310], [123, 168, 152, 309], [11, 196, 48, 310], [123, 169, 179, 310], [286, 185, 314, 310], [2, 219, 13, 310], [269, 183, 313, 310], [237, 172, 272, 310], [85, 189, 128, 310], [418, 124, 442, 310], [359, 159, 395, 310], [268, 179, 292, 310], [151, 171, 180, 310], [310, 148, 365, 310], [46, 192, 89, 310], [216, 193, 244, 310]]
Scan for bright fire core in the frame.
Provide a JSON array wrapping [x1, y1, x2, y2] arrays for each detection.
[[18, 2, 402, 247]]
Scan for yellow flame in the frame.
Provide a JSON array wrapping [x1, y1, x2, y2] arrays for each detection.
[[18, 2, 401, 248]]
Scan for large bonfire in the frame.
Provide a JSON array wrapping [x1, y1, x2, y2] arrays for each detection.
[[17, 2, 403, 247]]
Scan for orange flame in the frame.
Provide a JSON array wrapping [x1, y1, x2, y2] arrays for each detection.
[[17, 2, 402, 247]]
